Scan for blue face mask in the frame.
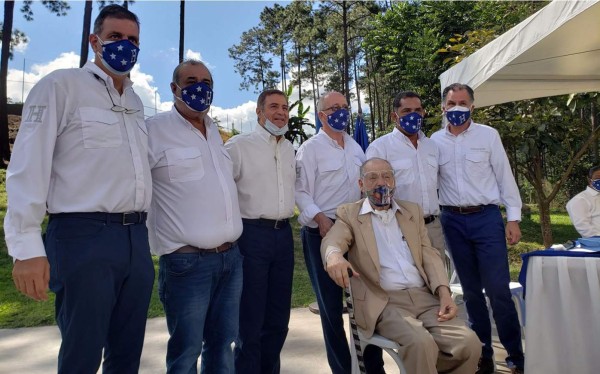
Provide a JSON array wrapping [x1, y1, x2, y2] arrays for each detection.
[[591, 179, 600, 192], [445, 106, 471, 126], [398, 112, 423, 134], [176, 81, 213, 112], [97, 37, 139, 75], [326, 108, 350, 132], [366, 185, 395, 207]]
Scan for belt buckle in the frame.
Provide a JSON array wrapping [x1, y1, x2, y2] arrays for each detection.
[[122, 212, 137, 225], [273, 220, 282, 230]]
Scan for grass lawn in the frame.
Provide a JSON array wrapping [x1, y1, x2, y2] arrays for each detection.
[[0, 167, 579, 328]]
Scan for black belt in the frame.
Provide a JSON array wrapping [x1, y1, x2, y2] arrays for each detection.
[[424, 215, 436, 224], [49, 211, 147, 225], [243, 218, 290, 229], [173, 241, 237, 254], [441, 205, 491, 214]]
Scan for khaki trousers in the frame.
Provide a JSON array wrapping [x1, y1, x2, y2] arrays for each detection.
[[375, 287, 481, 374]]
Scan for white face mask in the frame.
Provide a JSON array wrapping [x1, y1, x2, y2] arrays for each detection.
[[263, 118, 289, 136]]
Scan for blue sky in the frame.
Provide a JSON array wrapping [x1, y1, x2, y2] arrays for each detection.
[[3, 0, 310, 133]]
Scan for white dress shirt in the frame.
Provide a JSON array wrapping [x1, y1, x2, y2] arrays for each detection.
[[146, 108, 243, 255], [295, 131, 365, 227], [359, 199, 424, 291], [4, 62, 151, 261], [431, 122, 522, 222], [566, 186, 600, 237], [366, 128, 440, 216], [224, 124, 295, 220]]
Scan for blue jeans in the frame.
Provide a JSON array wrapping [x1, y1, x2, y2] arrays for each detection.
[[440, 205, 524, 369], [235, 220, 294, 374], [159, 245, 243, 374], [45, 213, 155, 374], [301, 226, 351, 373]]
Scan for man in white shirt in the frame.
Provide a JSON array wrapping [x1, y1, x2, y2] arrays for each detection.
[[431, 83, 525, 374], [295, 91, 366, 373], [322, 157, 480, 374], [146, 60, 243, 373], [4, 5, 154, 373], [366, 91, 446, 263], [225, 89, 296, 374], [566, 166, 600, 238]]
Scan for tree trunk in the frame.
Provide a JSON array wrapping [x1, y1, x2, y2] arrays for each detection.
[[342, 1, 351, 106], [308, 43, 317, 117], [365, 58, 375, 139], [280, 45, 286, 94], [592, 101, 598, 163], [538, 199, 553, 248], [179, 0, 185, 63], [0, 0, 16, 165], [352, 48, 361, 114], [79, 0, 93, 68], [296, 41, 301, 100]]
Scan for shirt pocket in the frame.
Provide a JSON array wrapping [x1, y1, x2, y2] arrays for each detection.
[[165, 147, 204, 182], [465, 151, 490, 179], [80, 107, 122, 148], [391, 158, 414, 185], [425, 155, 438, 187]]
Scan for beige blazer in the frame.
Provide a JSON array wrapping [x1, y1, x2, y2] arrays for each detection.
[[321, 198, 449, 338]]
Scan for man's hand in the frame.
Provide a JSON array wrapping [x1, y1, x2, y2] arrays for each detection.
[[506, 221, 521, 245], [12, 257, 50, 301], [326, 252, 358, 288], [314, 212, 334, 238], [436, 286, 458, 322]]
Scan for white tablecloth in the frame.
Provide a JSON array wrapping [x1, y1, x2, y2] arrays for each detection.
[[525, 256, 600, 374]]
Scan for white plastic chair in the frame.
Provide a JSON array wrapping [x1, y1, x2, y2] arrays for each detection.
[[446, 252, 526, 334], [345, 279, 406, 374]]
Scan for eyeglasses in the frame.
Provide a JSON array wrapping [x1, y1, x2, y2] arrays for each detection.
[[94, 74, 140, 114], [322, 105, 350, 113], [362, 170, 395, 184]]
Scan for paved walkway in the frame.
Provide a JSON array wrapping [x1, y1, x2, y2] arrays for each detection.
[[0, 307, 515, 373]]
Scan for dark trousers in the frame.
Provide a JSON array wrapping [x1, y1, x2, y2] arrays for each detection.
[[440, 205, 524, 369], [234, 221, 294, 374], [301, 227, 384, 374], [45, 214, 155, 374], [301, 226, 351, 373]]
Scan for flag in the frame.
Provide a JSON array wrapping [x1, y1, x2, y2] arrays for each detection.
[[353, 115, 369, 152], [315, 113, 322, 134]]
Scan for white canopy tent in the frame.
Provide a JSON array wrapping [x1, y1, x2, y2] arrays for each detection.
[[439, 0, 600, 107]]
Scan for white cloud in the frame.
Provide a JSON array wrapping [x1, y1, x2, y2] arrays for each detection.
[[185, 49, 215, 70], [5, 52, 253, 133], [210, 101, 258, 134], [185, 49, 202, 61]]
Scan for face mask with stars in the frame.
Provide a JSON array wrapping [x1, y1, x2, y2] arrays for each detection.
[[175, 81, 213, 113], [326, 108, 350, 132], [398, 112, 423, 134], [96, 36, 139, 76]]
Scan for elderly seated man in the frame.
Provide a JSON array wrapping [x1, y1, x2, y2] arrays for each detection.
[[321, 157, 481, 374]]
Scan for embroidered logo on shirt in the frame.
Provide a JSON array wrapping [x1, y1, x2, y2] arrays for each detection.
[[25, 106, 47, 123]]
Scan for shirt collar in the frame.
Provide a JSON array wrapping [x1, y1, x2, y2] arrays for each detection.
[[444, 120, 476, 137], [359, 198, 401, 216], [170, 105, 214, 131], [585, 186, 600, 196], [317, 129, 349, 148], [254, 122, 278, 143], [392, 127, 424, 143], [84, 61, 133, 90]]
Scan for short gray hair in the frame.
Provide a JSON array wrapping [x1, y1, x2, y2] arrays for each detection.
[[360, 157, 393, 177], [172, 59, 213, 86]]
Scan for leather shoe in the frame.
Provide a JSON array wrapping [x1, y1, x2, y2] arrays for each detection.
[[511, 368, 524, 374], [476, 357, 495, 374]]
